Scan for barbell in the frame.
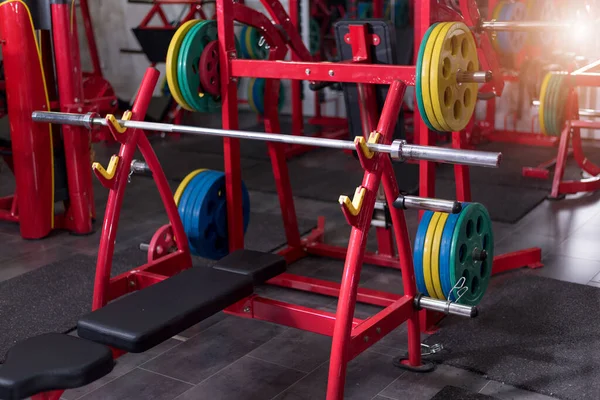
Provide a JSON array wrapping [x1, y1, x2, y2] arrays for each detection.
[[31, 111, 502, 168]]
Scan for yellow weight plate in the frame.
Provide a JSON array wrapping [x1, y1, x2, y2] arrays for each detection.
[[425, 23, 453, 132], [431, 213, 448, 299], [173, 168, 207, 206], [166, 19, 202, 112], [421, 22, 450, 132], [430, 22, 479, 132], [538, 72, 552, 135], [423, 212, 441, 298]]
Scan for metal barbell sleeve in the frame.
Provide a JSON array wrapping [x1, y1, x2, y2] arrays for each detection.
[[414, 294, 478, 318], [130, 159, 152, 175], [393, 195, 462, 214], [31, 111, 502, 168], [388, 140, 501, 168], [456, 70, 492, 84]]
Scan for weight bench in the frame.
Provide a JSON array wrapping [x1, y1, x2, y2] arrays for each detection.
[[0, 249, 285, 399]]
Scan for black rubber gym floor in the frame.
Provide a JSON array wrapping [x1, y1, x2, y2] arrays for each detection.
[[426, 272, 600, 400], [2, 112, 600, 399]]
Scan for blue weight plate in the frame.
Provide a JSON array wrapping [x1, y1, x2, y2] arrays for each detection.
[[178, 170, 213, 255], [413, 211, 434, 296], [252, 78, 265, 115], [239, 26, 250, 59], [183, 171, 216, 256], [188, 170, 225, 259], [242, 180, 250, 233], [439, 203, 470, 300]]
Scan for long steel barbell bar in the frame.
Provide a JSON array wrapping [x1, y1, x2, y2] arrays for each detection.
[[480, 20, 575, 32], [31, 111, 502, 168]]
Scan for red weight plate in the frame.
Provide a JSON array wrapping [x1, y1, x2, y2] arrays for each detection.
[[199, 40, 220, 97]]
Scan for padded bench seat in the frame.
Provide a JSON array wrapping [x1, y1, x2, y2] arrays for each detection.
[[78, 266, 253, 353], [0, 333, 113, 400]]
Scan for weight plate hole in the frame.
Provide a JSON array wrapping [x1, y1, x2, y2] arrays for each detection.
[[442, 57, 451, 79], [451, 36, 459, 55], [460, 37, 468, 58], [461, 269, 470, 283], [463, 88, 472, 108], [444, 87, 452, 107], [476, 216, 483, 234], [207, 63, 212, 71], [466, 220, 474, 238], [453, 100, 462, 120], [459, 243, 467, 263], [471, 275, 480, 294], [467, 61, 475, 72]]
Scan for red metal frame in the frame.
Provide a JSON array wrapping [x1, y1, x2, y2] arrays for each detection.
[[546, 68, 600, 198], [0, 0, 120, 238]]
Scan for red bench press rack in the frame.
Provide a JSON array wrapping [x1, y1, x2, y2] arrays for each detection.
[[546, 61, 600, 198]]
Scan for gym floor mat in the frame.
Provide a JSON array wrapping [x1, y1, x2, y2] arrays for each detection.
[[434, 179, 547, 224], [430, 386, 498, 400], [425, 273, 600, 400]]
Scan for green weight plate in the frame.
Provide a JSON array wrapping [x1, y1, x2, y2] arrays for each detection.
[[177, 20, 217, 112], [246, 26, 268, 60], [252, 78, 285, 115], [309, 18, 321, 56], [550, 74, 565, 136], [551, 74, 564, 135], [415, 23, 441, 132], [555, 74, 570, 135], [544, 73, 558, 136], [448, 203, 494, 306]]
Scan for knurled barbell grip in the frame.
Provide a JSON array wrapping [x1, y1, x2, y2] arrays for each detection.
[[393, 195, 462, 214], [31, 111, 98, 130]]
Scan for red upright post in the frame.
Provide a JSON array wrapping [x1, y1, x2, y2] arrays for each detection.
[[79, 0, 103, 77], [51, 2, 94, 234], [0, 0, 54, 239], [92, 70, 160, 310], [217, 0, 245, 251]]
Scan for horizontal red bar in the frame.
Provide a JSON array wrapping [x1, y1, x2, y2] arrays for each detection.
[[558, 177, 600, 195], [231, 59, 416, 85], [492, 248, 542, 275], [0, 209, 18, 222], [239, 297, 362, 336], [306, 241, 400, 269], [268, 273, 400, 307], [573, 73, 600, 87], [570, 120, 600, 130]]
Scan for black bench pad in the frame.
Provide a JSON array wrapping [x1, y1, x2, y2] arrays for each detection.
[[77, 267, 253, 353], [0, 333, 113, 400], [213, 250, 286, 285]]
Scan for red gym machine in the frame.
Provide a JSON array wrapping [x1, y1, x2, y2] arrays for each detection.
[[0, 0, 117, 239]]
